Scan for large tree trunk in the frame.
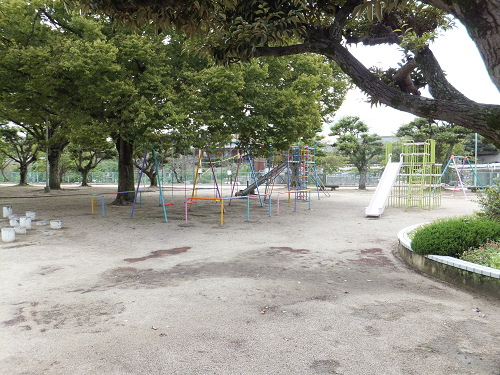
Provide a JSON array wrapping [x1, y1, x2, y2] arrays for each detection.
[[358, 169, 367, 190], [18, 163, 28, 186], [145, 170, 158, 187], [423, 0, 500, 92], [113, 137, 135, 205], [80, 168, 90, 187], [48, 150, 61, 189], [172, 168, 183, 183]]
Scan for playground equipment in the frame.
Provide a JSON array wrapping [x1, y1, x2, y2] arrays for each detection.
[[389, 140, 442, 212], [365, 154, 403, 217], [366, 139, 442, 217], [117, 137, 323, 225], [432, 156, 484, 199], [236, 143, 325, 200], [132, 145, 168, 221]]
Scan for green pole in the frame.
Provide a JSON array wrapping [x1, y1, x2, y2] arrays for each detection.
[[467, 157, 485, 191]]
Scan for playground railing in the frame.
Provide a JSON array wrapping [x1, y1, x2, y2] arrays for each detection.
[[91, 191, 144, 217], [276, 189, 311, 215], [184, 194, 271, 226]]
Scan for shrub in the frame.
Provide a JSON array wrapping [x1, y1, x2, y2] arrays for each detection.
[[476, 180, 500, 222], [411, 217, 500, 257]]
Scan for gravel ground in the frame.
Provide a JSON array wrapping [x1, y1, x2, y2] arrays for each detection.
[[0, 183, 499, 375]]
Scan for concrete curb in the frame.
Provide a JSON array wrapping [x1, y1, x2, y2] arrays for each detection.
[[397, 223, 500, 299]]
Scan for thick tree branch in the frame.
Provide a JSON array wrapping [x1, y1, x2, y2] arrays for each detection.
[[392, 59, 420, 95], [415, 46, 473, 102], [41, 9, 79, 36], [256, 40, 500, 142]]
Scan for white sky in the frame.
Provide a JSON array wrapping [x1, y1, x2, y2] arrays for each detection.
[[321, 23, 500, 139]]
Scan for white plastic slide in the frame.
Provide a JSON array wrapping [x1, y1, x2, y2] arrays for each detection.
[[365, 156, 403, 217]]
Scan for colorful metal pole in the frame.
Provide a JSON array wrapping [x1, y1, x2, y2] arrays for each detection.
[[131, 150, 147, 219], [431, 156, 453, 195], [453, 157, 468, 199], [466, 158, 485, 191], [208, 154, 222, 200], [189, 151, 203, 211], [230, 153, 243, 202], [152, 146, 168, 222], [246, 149, 264, 207]]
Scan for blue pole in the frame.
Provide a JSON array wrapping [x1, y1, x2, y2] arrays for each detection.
[[466, 158, 485, 191], [431, 157, 453, 195]]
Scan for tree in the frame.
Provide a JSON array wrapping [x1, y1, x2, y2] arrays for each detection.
[[68, 142, 117, 186], [464, 134, 499, 162], [395, 117, 471, 165], [0, 125, 39, 185], [0, 158, 13, 182], [72, 0, 500, 143], [2, 1, 349, 203], [0, 0, 180, 197], [329, 116, 384, 189], [314, 138, 347, 181], [160, 34, 349, 155]]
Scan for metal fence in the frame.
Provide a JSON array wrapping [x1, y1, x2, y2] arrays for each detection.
[[324, 171, 382, 186], [0, 171, 257, 185], [3, 169, 499, 188]]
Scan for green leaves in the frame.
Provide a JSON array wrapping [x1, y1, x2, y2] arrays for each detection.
[[329, 115, 384, 175], [395, 118, 471, 165], [353, 0, 385, 22]]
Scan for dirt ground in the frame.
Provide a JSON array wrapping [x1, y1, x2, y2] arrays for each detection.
[[0, 183, 499, 375]]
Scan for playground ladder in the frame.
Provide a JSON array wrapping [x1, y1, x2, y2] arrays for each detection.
[[296, 146, 309, 199]]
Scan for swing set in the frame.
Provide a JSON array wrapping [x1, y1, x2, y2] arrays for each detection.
[[432, 155, 484, 199]]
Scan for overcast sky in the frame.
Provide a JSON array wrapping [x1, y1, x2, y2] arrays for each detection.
[[321, 23, 500, 139]]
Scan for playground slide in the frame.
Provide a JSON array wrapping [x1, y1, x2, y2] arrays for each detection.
[[365, 157, 403, 217], [236, 162, 288, 196]]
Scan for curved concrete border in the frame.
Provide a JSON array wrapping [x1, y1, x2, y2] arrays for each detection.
[[397, 224, 500, 299]]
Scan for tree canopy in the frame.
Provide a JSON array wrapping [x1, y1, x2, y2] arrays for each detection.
[[0, 125, 39, 185], [70, 0, 500, 143], [1, 0, 349, 198], [329, 115, 384, 189], [395, 117, 471, 165]]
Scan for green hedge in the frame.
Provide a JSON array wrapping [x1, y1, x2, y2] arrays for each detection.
[[411, 217, 500, 257]]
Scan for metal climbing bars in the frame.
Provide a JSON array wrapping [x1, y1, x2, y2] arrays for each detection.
[[389, 139, 442, 211]]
